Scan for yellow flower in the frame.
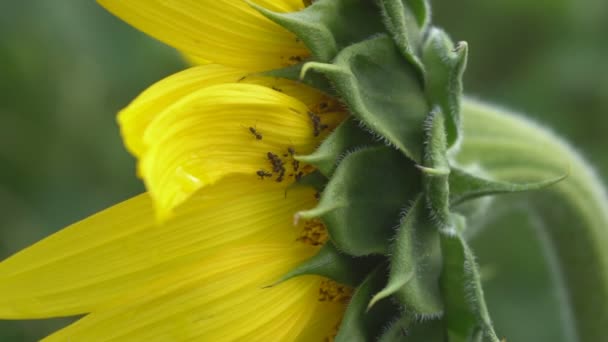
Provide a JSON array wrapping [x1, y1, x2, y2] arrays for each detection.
[[0, 1, 352, 340]]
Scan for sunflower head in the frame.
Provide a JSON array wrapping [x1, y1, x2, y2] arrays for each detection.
[[1, 0, 576, 341]]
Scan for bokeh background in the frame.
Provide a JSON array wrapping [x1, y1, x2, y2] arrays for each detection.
[[0, 1, 606, 340]]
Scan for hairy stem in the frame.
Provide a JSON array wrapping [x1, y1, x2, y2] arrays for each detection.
[[455, 98, 608, 341]]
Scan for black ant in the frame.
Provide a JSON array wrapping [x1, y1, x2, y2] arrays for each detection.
[[248, 126, 263, 140], [267, 152, 284, 173], [308, 111, 328, 137], [276, 170, 285, 183], [267, 152, 287, 182], [256, 169, 272, 180]]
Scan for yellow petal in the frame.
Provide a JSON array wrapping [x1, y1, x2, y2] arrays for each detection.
[[118, 64, 333, 158], [136, 82, 344, 219], [118, 64, 247, 156], [0, 176, 319, 318], [97, 0, 309, 71], [43, 245, 345, 342]]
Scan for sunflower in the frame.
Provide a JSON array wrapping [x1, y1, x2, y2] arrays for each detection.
[[0, 0, 353, 340]]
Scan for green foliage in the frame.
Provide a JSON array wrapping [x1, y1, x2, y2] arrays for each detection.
[[301, 36, 429, 162], [449, 167, 568, 206], [271, 242, 380, 287], [440, 229, 499, 342], [459, 100, 608, 342], [422, 28, 468, 147], [335, 268, 399, 342], [421, 108, 451, 224], [297, 147, 420, 256], [295, 117, 377, 177], [252, 0, 384, 62], [377, 0, 426, 72], [369, 196, 442, 315]]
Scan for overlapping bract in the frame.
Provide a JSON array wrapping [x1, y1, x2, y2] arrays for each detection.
[[0, 0, 571, 341], [253, 0, 566, 340]]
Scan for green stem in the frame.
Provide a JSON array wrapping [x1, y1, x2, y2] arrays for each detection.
[[455, 99, 608, 341]]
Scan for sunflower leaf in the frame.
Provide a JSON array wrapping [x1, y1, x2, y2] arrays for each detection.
[[296, 146, 421, 256], [302, 35, 430, 163], [422, 28, 468, 148], [335, 267, 399, 342], [369, 195, 443, 315], [250, 0, 385, 63], [449, 167, 568, 207], [296, 117, 378, 177]]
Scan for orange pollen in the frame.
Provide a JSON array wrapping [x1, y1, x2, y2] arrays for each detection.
[[318, 279, 352, 304], [297, 218, 329, 246]]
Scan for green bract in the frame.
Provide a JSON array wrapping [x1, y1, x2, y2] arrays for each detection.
[[253, 0, 608, 340]]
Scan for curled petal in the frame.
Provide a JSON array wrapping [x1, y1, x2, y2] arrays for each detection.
[[136, 82, 343, 219], [118, 64, 332, 158], [118, 64, 247, 156]]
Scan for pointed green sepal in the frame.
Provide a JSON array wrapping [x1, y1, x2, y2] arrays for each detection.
[[422, 28, 468, 148], [378, 0, 426, 75], [272, 242, 380, 287], [296, 146, 420, 256], [369, 196, 443, 315], [250, 0, 384, 62], [335, 267, 399, 342], [297, 117, 377, 177], [302, 35, 429, 162], [440, 229, 500, 342], [449, 167, 569, 206]]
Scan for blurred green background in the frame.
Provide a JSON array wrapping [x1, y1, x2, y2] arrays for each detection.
[[0, 1, 606, 340]]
